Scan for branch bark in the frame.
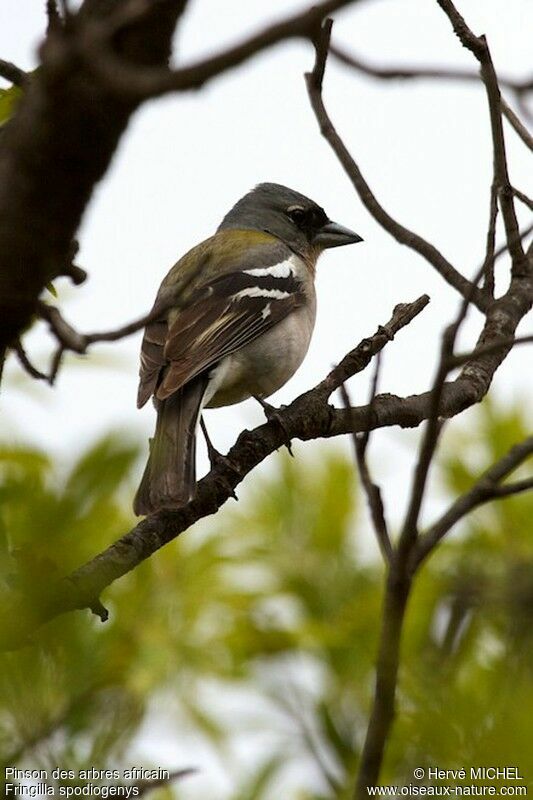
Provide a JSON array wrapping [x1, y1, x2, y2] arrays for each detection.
[[305, 35, 489, 311], [0, 0, 360, 359], [0, 0, 189, 356], [436, 0, 527, 277], [0, 295, 430, 650], [302, 16, 533, 797], [0, 59, 28, 86]]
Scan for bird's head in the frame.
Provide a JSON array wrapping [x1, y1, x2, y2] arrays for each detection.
[[218, 182, 363, 258]]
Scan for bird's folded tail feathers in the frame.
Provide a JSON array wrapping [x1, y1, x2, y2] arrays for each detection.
[[133, 375, 208, 516]]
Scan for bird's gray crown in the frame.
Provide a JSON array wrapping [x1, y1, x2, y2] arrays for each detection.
[[218, 183, 327, 253], [218, 182, 362, 254]]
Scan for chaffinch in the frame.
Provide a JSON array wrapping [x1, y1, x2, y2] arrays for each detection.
[[134, 183, 362, 515]]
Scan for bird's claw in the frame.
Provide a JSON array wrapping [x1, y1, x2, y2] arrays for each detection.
[[200, 417, 241, 500], [253, 395, 294, 457]]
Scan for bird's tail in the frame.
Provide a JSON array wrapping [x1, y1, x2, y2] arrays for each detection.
[[133, 376, 208, 516]]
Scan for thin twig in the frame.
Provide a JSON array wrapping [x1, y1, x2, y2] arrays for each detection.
[[0, 295, 430, 650], [37, 295, 174, 355], [449, 333, 533, 368], [437, 0, 527, 277], [512, 187, 533, 212], [482, 181, 498, 297], [501, 97, 533, 152], [330, 44, 533, 98], [13, 341, 48, 381], [49, 345, 65, 385], [304, 24, 488, 312], [413, 436, 533, 568], [316, 296, 430, 397], [399, 259, 488, 557], [340, 361, 393, 564], [0, 59, 27, 86], [80, 0, 359, 99], [490, 219, 533, 267]]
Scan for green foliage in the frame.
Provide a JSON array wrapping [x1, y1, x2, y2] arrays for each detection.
[[0, 84, 22, 126], [0, 400, 532, 798]]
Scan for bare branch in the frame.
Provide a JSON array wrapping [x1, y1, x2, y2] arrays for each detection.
[[490, 219, 533, 266], [81, 0, 359, 99], [0, 0, 189, 355], [37, 289, 180, 360], [0, 59, 27, 86], [352, 246, 521, 797], [13, 341, 48, 381], [38, 303, 87, 353], [304, 24, 489, 312], [413, 436, 533, 568], [340, 361, 393, 564], [437, 0, 528, 277], [353, 561, 411, 799], [482, 181, 498, 297], [0, 295, 429, 650], [309, 16, 333, 90], [512, 187, 533, 212], [450, 332, 533, 368], [316, 295, 430, 397], [330, 44, 533, 99], [501, 97, 533, 152]]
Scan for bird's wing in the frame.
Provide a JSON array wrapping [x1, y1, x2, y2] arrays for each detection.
[[137, 233, 308, 407], [156, 259, 307, 400]]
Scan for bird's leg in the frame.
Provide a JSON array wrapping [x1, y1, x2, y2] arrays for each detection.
[[253, 395, 294, 457], [200, 416, 241, 500]]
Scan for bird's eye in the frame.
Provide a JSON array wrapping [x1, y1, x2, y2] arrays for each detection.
[[287, 206, 306, 224]]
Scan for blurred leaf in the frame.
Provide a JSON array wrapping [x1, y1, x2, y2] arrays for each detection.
[[231, 755, 284, 800], [1, 399, 532, 797], [0, 84, 22, 125]]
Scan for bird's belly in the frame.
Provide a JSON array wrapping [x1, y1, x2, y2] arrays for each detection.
[[205, 304, 316, 408]]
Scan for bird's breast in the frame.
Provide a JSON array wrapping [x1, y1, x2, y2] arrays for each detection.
[[204, 294, 316, 408]]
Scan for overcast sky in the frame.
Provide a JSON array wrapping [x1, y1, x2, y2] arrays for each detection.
[[0, 2, 532, 792]]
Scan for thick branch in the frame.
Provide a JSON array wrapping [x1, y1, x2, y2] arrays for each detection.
[[0, 295, 429, 649], [80, 0, 359, 99], [0, 0, 188, 353]]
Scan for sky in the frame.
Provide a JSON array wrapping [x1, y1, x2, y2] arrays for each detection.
[[0, 0, 532, 795]]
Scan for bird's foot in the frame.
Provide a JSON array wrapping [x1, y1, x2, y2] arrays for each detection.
[[200, 417, 241, 500], [253, 395, 294, 457]]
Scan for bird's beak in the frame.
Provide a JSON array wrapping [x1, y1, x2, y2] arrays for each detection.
[[312, 220, 363, 249]]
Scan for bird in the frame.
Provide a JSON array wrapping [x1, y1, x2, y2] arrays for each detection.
[[134, 182, 362, 516]]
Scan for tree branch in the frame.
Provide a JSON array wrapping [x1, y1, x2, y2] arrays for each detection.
[[330, 43, 533, 99], [0, 0, 189, 355], [501, 97, 533, 152], [341, 359, 393, 564], [13, 341, 49, 382], [79, 0, 359, 99], [436, 0, 528, 277], [413, 435, 533, 568], [305, 26, 489, 312], [0, 295, 429, 650], [0, 59, 28, 86]]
